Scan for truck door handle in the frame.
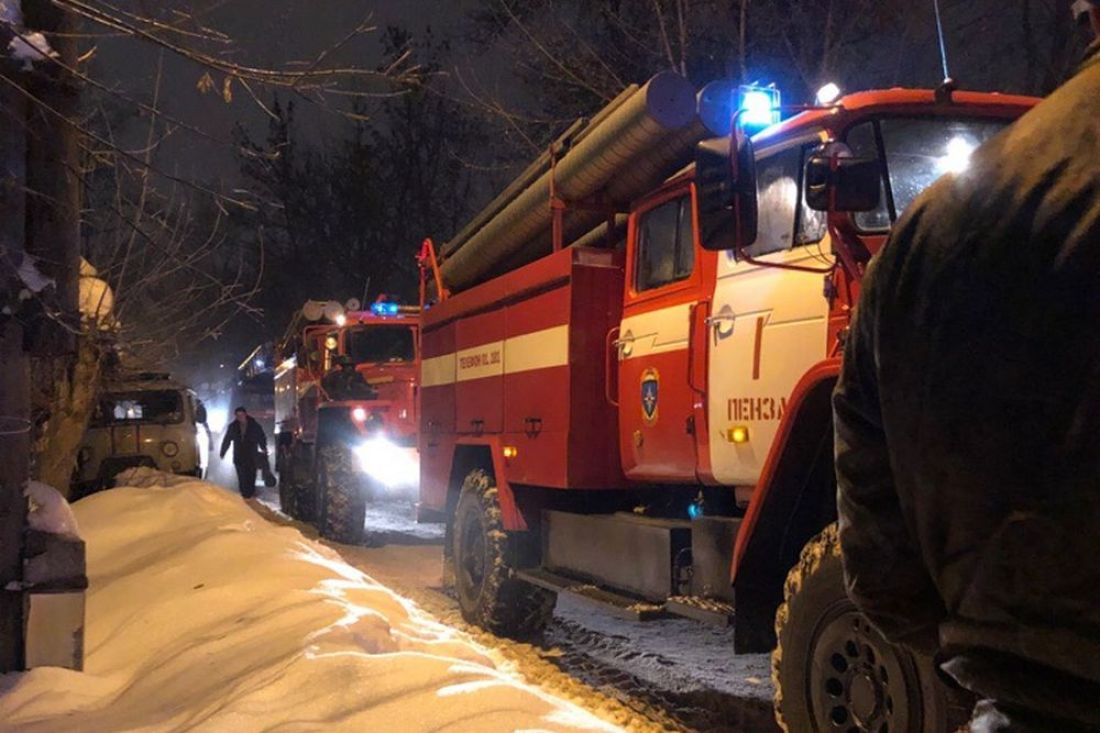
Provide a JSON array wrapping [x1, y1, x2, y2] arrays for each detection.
[[706, 311, 736, 341], [605, 328, 620, 406], [612, 331, 634, 357]]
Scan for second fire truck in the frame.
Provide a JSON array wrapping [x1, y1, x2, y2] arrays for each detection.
[[416, 74, 1038, 732], [275, 298, 420, 544]]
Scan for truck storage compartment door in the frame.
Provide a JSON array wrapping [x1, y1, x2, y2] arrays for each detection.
[[419, 320, 456, 514], [454, 309, 504, 434], [502, 285, 571, 485], [274, 356, 297, 435]]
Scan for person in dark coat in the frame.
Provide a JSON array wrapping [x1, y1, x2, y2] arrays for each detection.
[[321, 355, 376, 401], [219, 406, 268, 499], [833, 7, 1100, 731]]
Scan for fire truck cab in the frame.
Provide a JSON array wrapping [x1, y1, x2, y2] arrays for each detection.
[[419, 83, 1037, 732], [275, 298, 420, 544]]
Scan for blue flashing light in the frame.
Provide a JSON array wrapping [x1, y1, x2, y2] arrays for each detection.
[[370, 301, 400, 316], [687, 501, 704, 520], [737, 84, 781, 131]]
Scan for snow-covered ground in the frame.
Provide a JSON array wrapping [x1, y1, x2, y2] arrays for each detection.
[[245, 496, 776, 732], [210, 455, 777, 731], [0, 473, 622, 732]]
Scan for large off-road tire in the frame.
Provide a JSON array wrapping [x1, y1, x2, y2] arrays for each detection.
[[277, 447, 296, 516], [316, 444, 366, 545], [451, 468, 555, 639], [279, 444, 313, 521], [773, 523, 970, 733]]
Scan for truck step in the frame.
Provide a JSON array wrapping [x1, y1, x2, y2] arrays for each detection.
[[665, 595, 736, 627], [515, 568, 668, 622]]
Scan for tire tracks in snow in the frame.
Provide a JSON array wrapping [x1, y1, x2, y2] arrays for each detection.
[[250, 497, 777, 732]]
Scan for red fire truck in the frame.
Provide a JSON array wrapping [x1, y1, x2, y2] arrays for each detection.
[[417, 76, 1037, 732], [275, 298, 420, 544]]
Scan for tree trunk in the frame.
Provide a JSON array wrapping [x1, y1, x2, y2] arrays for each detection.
[[32, 338, 102, 496]]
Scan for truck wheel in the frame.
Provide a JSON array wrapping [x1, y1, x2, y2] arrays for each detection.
[[451, 469, 555, 639], [291, 444, 317, 523], [277, 465, 296, 517], [772, 523, 969, 733], [316, 445, 366, 545], [278, 446, 305, 520]]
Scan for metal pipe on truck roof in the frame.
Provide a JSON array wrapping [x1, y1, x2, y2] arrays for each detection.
[[569, 214, 629, 251], [439, 72, 698, 293], [440, 84, 640, 259], [464, 114, 707, 281]]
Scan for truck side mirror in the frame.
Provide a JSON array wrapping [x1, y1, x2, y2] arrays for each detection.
[[195, 401, 208, 425], [804, 154, 881, 212], [696, 135, 758, 252]]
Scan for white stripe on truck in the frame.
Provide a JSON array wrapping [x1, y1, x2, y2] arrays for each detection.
[[422, 324, 570, 386]]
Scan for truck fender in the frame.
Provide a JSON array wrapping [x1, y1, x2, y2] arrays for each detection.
[[730, 358, 841, 652], [448, 437, 528, 532]]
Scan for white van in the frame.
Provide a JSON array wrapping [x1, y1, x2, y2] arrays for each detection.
[[74, 374, 208, 495]]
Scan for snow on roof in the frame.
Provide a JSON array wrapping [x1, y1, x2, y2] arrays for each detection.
[[0, 476, 621, 732]]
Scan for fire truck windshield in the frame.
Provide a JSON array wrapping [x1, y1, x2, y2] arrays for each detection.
[[845, 117, 1009, 231], [345, 326, 415, 365]]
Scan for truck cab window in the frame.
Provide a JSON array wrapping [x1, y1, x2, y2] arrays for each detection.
[[93, 391, 184, 426], [846, 117, 1009, 232], [345, 326, 416, 364], [746, 144, 826, 258], [635, 195, 693, 292], [845, 122, 892, 231]]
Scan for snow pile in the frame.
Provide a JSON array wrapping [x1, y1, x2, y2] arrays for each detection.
[[0, 477, 620, 732], [113, 465, 197, 488], [78, 258, 116, 327], [7, 29, 55, 68], [25, 481, 79, 539], [1, 1, 58, 71]]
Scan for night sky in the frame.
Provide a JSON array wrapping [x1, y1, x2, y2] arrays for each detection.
[[93, 1, 478, 180], [81, 1, 1091, 390]]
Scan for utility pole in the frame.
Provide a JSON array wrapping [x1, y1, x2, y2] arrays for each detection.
[[0, 0, 83, 673], [25, 0, 79, 338], [25, 0, 82, 494], [0, 21, 31, 672]]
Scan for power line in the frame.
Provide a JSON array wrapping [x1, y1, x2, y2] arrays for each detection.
[[0, 70, 257, 210], [8, 26, 242, 152], [54, 0, 411, 92]]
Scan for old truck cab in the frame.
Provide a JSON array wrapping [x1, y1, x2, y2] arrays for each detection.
[[75, 373, 207, 495]]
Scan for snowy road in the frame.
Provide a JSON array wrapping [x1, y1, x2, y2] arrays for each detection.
[[230, 474, 779, 733]]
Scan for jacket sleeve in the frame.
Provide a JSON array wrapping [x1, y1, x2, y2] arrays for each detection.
[[833, 256, 945, 655], [219, 426, 232, 459], [256, 422, 267, 454]]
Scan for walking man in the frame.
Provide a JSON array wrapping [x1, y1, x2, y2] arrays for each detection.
[[833, 3, 1100, 730], [219, 406, 268, 499]]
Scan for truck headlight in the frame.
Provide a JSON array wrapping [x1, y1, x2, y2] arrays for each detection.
[[353, 437, 418, 490], [161, 441, 180, 457]]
